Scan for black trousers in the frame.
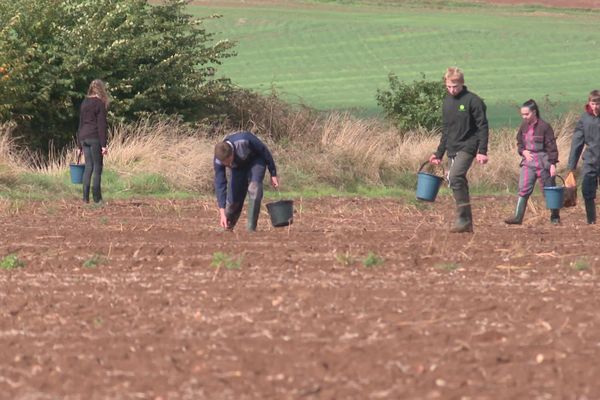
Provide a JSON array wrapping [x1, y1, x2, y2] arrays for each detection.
[[81, 138, 103, 202]]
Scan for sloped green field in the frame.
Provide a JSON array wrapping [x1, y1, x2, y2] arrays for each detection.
[[194, 1, 600, 127]]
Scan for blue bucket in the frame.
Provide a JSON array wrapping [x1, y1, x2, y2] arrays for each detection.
[[543, 175, 565, 209], [416, 161, 444, 202], [69, 163, 85, 184]]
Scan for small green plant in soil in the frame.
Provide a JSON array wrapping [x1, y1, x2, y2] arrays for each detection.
[[435, 262, 460, 271], [571, 258, 590, 271], [0, 254, 25, 270], [211, 252, 242, 270], [363, 251, 384, 268], [335, 251, 356, 267], [83, 254, 105, 268]]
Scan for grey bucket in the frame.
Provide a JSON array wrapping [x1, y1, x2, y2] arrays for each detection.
[[266, 200, 294, 227]]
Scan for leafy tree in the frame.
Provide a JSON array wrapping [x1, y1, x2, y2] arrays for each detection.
[[376, 73, 446, 132], [0, 0, 235, 150]]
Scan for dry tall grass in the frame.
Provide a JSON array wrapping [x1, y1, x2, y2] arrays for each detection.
[[0, 123, 21, 186], [107, 119, 214, 192], [0, 111, 581, 194]]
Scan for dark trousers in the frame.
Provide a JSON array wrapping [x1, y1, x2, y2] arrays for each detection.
[[582, 170, 599, 200], [448, 151, 474, 207], [226, 159, 266, 230], [81, 138, 103, 202]]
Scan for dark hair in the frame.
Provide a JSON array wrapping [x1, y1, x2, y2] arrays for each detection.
[[522, 99, 540, 119], [589, 90, 600, 103], [214, 141, 233, 162]]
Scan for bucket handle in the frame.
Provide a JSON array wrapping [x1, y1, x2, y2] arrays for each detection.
[[553, 174, 565, 188], [418, 160, 445, 177], [73, 149, 82, 165]]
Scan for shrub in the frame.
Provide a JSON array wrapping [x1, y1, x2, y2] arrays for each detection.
[[0, 0, 235, 151], [376, 73, 446, 132], [220, 87, 321, 142]]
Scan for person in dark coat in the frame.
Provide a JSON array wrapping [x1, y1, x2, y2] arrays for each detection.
[[567, 90, 600, 224], [505, 99, 560, 225], [429, 67, 489, 233], [77, 79, 109, 204], [214, 131, 279, 231]]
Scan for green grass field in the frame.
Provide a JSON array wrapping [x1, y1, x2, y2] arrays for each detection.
[[194, 1, 600, 127]]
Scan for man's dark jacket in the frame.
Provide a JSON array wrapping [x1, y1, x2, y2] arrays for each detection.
[[435, 86, 489, 159]]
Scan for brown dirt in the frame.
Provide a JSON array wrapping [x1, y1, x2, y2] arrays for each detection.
[[1, 195, 599, 399]]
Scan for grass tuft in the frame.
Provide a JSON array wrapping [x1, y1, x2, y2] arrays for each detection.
[[363, 251, 384, 268], [571, 258, 590, 271], [435, 262, 460, 271], [83, 254, 105, 269], [211, 252, 242, 270], [0, 254, 25, 270]]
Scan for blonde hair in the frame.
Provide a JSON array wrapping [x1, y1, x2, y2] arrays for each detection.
[[87, 79, 110, 109], [444, 67, 464, 84]]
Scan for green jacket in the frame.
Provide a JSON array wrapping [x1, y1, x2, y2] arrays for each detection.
[[435, 87, 489, 159]]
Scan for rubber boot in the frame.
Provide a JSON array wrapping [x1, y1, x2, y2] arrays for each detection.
[[225, 202, 243, 230], [246, 198, 260, 232], [450, 204, 473, 233], [550, 209, 560, 225], [92, 186, 103, 204], [246, 181, 263, 232], [82, 185, 90, 203], [585, 199, 596, 224], [505, 196, 528, 225]]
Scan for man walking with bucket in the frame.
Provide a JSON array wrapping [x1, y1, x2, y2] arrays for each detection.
[[429, 67, 489, 233], [214, 131, 279, 231], [567, 90, 600, 224]]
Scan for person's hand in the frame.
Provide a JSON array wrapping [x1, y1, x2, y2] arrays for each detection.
[[219, 208, 228, 229], [101, 147, 108, 155], [429, 154, 441, 165], [476, 154, 488, 164], [271, 176, 279, 188], [550, 164, 556, 177], [522, 150, 533, 162]]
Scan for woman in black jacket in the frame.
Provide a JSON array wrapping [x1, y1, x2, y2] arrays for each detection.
[[77, 79, 109, 204]]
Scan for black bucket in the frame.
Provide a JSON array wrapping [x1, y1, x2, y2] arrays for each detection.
[[266, 200, 294, 227]]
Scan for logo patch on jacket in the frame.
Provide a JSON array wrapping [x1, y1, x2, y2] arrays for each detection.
[[459, 104, 466, 111]]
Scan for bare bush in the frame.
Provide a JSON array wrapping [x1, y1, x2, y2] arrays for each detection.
[[223, 88, 322, 142]]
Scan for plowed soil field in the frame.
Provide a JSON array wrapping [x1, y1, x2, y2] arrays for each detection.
[[1, 196, 599, 399]]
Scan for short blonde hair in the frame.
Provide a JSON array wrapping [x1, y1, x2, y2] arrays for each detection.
[[444, 67, 464, 84]]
